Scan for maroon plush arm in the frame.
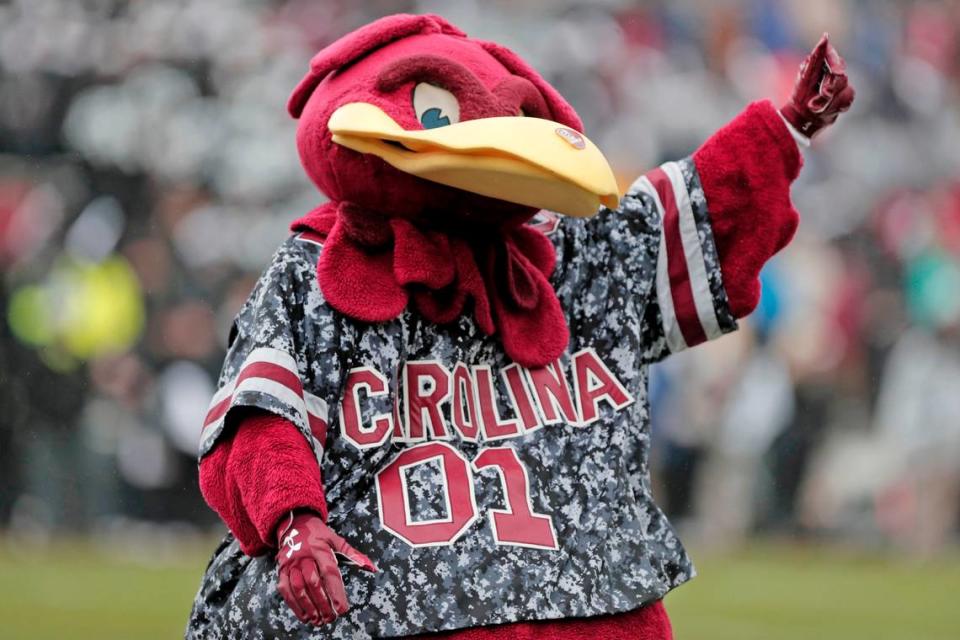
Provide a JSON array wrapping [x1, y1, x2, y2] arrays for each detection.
[[199, 410, 328, 556], [693, 36, 854, 319], [692, 100, 803, 318]]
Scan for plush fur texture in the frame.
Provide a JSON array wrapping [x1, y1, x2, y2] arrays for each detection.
[[211, 15, 803, 638], [292, 17, 582, 218], [198, 410, 328, 556], [288, 14, 466, 118], [473, 38, 582, 131], [694, 100, 802, 318], [376, 54, 551, 120]]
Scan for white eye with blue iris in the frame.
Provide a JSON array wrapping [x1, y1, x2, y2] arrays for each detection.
[[413, 83, 460, 129]]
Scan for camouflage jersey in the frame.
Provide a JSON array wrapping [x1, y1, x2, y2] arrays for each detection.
[[187, 157, 737, 639]]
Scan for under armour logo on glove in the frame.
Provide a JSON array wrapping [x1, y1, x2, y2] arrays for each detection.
[[275, 511, 377, 627], [282, 528, 302, 558]]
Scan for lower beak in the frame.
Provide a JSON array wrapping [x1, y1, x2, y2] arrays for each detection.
[[328, 102, 620, 217]]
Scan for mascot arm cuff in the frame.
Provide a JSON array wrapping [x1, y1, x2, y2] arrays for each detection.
[[693, 100, 803, 318], [199, 411, 328, 557]]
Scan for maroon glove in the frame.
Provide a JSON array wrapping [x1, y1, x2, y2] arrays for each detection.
[[780, 33, 855, 138], [275, 511, 377, 626]]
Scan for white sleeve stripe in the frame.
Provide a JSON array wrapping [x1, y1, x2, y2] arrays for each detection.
[[230, 377, 312, 429], [633, 174, 688, 353], [242, 346, 300, 376], [209, 347, 327, 421], [199, 377, 326, 464], [208, 377, 235, 406], [204, 346, 314, 421], [662, 162, 724, 341], [199, 347, 326, 464], [304, 392, 329, 424]]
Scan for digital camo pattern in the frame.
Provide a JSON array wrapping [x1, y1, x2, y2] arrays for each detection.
[[187, 157, 735, 639], [678, 159, 737, 337]]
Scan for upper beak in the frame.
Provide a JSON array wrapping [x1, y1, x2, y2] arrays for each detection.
[[328, 102, 620, 217]]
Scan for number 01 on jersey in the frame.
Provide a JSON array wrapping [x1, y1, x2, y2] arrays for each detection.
[[375, 442, 558, 549]]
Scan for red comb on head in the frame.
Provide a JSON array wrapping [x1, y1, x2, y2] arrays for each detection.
[[287, 14, 466, 118]]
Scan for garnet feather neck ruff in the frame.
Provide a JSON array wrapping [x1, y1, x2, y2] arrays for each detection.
[[292, 202, 568, 368]]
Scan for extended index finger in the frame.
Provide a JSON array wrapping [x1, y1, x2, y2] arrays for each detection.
[[812, 33, 830, 62], [325, 531, 378, 572], [801, 33, 831, 86], [824, 38, 847, 75]]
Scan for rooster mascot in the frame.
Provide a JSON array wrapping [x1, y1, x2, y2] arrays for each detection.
[[186, 13, 853, 640]]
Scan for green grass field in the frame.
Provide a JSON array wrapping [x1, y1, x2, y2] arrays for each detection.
[[0, 540, 956, 639]]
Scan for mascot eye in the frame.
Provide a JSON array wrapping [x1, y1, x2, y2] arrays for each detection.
[[413, 83, 460, 129]]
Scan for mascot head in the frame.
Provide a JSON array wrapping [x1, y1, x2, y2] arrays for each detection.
[[290, 13, 618, 226]]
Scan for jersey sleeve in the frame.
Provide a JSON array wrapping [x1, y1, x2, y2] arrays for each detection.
[[197, 238, 330, 465], [628, 157, 739, 360], [593, 100, 802, 364]]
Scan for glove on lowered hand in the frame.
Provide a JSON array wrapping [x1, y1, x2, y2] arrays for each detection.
[[275, 510, 377, 626], [780, 33, 855, 139]]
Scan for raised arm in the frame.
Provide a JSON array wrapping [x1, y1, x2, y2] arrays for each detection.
[[700, 33, 854, 317], [635, 35, 854, 361]]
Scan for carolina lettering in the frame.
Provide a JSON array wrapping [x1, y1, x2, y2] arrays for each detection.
[[339, 348, 634, 450]]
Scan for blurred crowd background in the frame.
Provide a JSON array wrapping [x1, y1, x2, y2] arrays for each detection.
[[1, 0, 958, 562]]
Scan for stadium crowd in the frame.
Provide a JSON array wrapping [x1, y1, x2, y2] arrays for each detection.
[[1, 0, 958, 556]]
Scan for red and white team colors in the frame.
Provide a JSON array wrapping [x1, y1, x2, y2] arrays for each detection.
[[201, 347, 330, 463], [634, 161, 728, 352]]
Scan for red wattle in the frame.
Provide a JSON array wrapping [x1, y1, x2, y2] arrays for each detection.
[[293, 208, 567, 367], [483, 235, 569, 368], [391, 218, 456, 289], [510, 220, 558, 277], [317, 215, 408, 322]]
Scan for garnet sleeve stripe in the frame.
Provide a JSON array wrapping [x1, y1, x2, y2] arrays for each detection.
[[633, 175, 685, 352], [638, 167, 704, 349], [199, 347, 329, 463], [633, 161, 727, 352], [662, 161, 724, 341], [648, 166, 707, 348]]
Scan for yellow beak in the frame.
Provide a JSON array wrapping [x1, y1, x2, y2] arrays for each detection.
[[328, 102, 620, 218]]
